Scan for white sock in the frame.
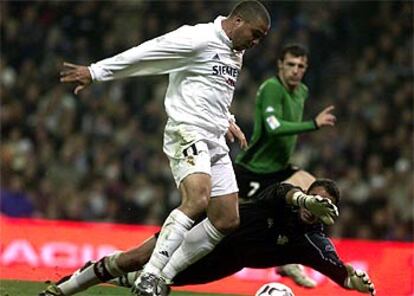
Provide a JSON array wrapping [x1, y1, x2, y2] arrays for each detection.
[[58, 264, 100, 295], [59, 252, 124, 295], [161, 218, 224, 281], [143, 209, 194, 276]]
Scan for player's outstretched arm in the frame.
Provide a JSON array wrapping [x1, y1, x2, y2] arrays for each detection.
[[344, 264, 376, 295], [60, 62, 92, 95]]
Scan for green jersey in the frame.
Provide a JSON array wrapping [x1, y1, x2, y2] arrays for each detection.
[[236, 76, 317, 174]]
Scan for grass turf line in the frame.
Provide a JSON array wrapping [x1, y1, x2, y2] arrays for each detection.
[[0, 280, 238, 296]]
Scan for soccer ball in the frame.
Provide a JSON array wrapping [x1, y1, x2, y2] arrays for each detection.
[[255, 282, 294, 296]]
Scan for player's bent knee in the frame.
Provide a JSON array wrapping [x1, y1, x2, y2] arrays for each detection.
[[180, 178, 211, 214], [212, 215, 240, 234], [181, 195, 209, 216]]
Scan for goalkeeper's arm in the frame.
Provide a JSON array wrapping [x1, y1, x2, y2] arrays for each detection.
[[285, 189, 339, 225], [298, 232, 375, 295]]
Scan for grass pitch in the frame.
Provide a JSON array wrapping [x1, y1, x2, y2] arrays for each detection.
[[0, 280, 237, 296]]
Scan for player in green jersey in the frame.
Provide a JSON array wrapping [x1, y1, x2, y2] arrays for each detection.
[[236, 43, 336, 198], [235, 43, 336, 287]]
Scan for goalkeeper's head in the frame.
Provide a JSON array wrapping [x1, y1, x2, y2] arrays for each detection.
[[299, 178, 340, 224], [307, 178, 340, 205]]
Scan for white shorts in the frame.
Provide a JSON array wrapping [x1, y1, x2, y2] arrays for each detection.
[[163, 121, 238, 197]]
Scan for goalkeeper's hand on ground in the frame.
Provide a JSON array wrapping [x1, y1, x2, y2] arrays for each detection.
[[344, 264, 376, 295], [292, 192, 339, 225]]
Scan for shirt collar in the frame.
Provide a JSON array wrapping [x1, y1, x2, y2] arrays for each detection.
[[214, 16, 232, 48]]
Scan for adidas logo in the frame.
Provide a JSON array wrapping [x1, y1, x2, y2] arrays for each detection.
[[213, 53, 220, 60]]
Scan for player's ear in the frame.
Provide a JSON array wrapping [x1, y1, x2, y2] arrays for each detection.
[[277, 59, 283, 69], [233, 15, 244, 28]]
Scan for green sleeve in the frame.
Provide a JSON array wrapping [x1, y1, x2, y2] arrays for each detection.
[[259, 81, 317, 136]]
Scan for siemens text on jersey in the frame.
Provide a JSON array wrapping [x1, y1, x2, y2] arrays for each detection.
[[212, 64, 240, 87], [212, 65, 240, 78]]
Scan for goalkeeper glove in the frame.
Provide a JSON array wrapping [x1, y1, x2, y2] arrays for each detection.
[[292, 192, 339, 225], [344, 264, 376, 295]]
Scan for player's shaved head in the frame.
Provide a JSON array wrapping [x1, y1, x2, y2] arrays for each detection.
[[229, 0, 271, 27], [223, 1, 270, 51]]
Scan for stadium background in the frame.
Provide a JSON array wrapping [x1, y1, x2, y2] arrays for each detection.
[[0, 1, 413, 295]]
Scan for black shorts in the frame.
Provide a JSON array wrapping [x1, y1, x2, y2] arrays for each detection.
[[235, 164, 299, 200]]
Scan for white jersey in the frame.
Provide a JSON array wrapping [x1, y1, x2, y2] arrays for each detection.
[[89, 16, 244, 136]]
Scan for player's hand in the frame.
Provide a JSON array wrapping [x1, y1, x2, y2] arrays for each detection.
[[226, 121, 248, 150], [304, 195, 339, 225], [315, 105, 336, 128], [345, 264, 376, 295], [60, 62, 92, 95]]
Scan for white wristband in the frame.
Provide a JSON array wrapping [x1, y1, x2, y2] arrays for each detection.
[[292, 191, 309, 208], [88, 65, 97, 81]]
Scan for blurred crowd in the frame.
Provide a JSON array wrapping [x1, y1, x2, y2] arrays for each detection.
[[1, 1, 412, 241]]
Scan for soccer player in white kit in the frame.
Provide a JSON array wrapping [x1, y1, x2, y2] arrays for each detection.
[[59, 1, 270, 295]]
